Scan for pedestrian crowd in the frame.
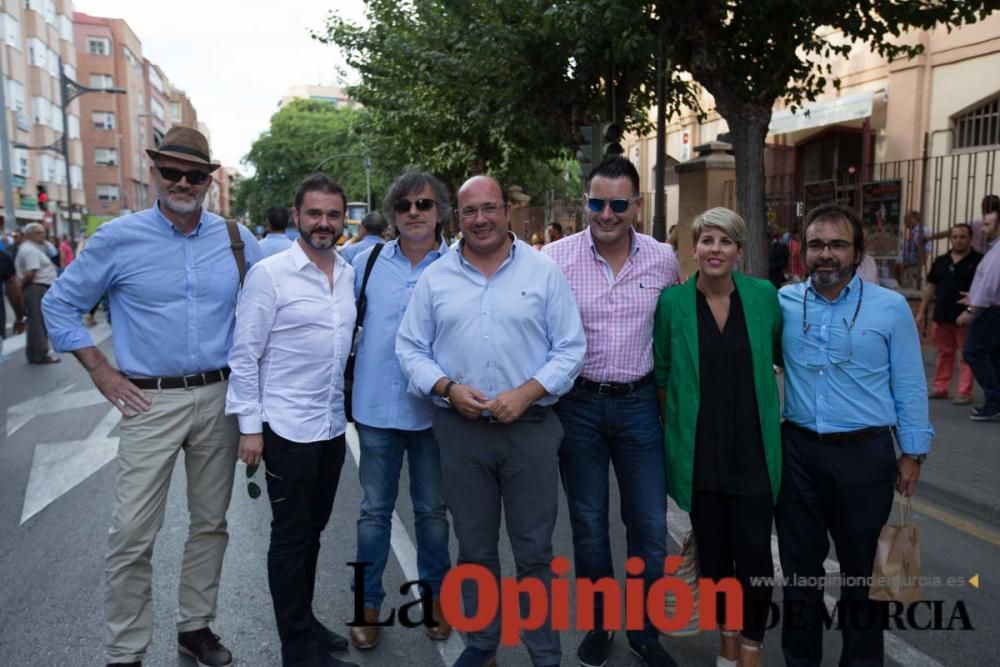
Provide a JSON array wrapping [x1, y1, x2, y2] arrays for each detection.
[[5, 122, 994, 667]]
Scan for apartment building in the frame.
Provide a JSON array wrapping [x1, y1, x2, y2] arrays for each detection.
[[279, 84, 359, 110], [0, 0, 82, 233]]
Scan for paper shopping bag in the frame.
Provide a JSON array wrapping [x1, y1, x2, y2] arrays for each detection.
[[869, 495, 921, 604]]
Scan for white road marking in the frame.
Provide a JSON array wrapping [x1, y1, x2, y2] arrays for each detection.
[[666, 497, 944, 667], [20, 406, 121, 524], [6, 386, 106, 438], [1, 319, 111, 357], [345, 424, 465, 665]]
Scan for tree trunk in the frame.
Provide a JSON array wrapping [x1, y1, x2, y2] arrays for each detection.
[[718, 100, 772, 278]]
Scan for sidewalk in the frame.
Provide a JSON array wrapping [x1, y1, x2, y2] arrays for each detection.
[[918, 341, 1000, 525]]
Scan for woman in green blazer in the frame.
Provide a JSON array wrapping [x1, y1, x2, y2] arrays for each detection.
[[653, 207, 782, 667]]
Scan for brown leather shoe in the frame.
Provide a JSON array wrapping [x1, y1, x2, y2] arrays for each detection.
[[349, 607, 381, 650], [426, 598, 452, 640]]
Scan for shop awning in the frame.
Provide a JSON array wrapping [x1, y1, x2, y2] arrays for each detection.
[[769, 90, 882, 136]]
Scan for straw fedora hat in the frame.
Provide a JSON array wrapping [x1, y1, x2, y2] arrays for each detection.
[[146, 126, 221, 171]]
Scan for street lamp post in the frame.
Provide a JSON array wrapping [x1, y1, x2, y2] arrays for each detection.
[[16, 57, 126, 239], [311, 152, 372, 210]]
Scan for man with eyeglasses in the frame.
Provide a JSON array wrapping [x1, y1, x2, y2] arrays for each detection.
[[916, 223, 982, 406], [542, 154, 679, 667], [776, 204, 932, 667], [340, 211, 388, 264], [227, 173, 359, 667], [347, 171, 452, 650], [398, 175, 585, 667], [42, 126, 262, 667], [957, 209, 1000, 421]]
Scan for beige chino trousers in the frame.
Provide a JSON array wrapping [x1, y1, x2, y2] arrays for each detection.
[[104, 380, 238, 663]]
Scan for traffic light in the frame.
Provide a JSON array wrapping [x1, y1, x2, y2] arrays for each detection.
[[576, 124, 601, 180], [601, 122, 625, 156], [36, 184, 48, 211]]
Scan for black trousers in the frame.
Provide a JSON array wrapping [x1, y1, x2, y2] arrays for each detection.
[[689, 490, 774, 641], [263, 424, 346, 666], [775, 423, 896, 667]]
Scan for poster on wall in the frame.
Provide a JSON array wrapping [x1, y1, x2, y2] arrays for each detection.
[[861, 179, 902, 258], [803, 180, 838, 213]]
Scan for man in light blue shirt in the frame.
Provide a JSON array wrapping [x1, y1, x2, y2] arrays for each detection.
[[777, 204, 932, 667], [42, 126, 262, 667], [259, 206, 294, 257], [347, 171, 452, 650], [339, 211, 387, 264], [397, 175, 585, 667]]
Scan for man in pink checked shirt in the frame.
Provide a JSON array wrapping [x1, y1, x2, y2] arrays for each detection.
[[543, 155, 681, 667]]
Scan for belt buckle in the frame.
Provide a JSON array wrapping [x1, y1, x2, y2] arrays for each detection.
[[597, 383, 615, 396]]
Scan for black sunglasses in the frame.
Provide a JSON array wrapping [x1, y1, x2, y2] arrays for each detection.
[[246, 463, 261, 499], [156, 166, 211, 185], [586, 197, 633, 214], [393, 198, 436, 213]]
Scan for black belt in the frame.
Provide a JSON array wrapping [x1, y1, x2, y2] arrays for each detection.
[[574, 372, 655, 397], [128, 367, 231, 390], [783, 421, 892, 444], [478, 406, 547, 424]]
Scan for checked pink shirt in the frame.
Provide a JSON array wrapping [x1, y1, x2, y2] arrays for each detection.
[[544, 228, 680, 382]]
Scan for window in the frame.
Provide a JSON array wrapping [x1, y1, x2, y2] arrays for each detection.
[[62, 62, 76, 82], [15, 148, 29, 177], [54, 157, 66, 185], [32, 96, 51, 126], [70, 165, 82, 190], [5, 78, 25, 112], [954, 96, 1000, 150], [59, 14, 72, 41], [28, 37, 46, 68], [38, 154, 56, 182], [47, 47, 59, 77], [43, 0, 56, 24], [151, 98, 165, 122], [24, 0, 41, 11], [170, 100, 181, 122], [67, 114, 80, 139], [87, 37, 111, 56], [95, 148, 118, 166], [2, 13, 21, 50], [89, 73, 114, 89], [92, 111, 116, 130], [97, 184, 120, 201], [149, 68, 164, 94]]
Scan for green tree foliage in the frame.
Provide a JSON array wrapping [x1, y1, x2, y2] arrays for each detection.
[[235, 100, 393, 224]]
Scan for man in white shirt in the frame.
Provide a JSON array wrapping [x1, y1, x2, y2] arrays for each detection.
[[226, 173, 359, 667], [15, 222, 60, 363]]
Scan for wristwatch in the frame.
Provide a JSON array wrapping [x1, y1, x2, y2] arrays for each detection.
[[904, 453, 927, 465]]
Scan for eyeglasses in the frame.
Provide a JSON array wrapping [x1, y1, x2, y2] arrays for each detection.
[[586, 197, 635, 214], [246, 463, 261, 499], [805, 239, 853, 253], [458, 202, 505, 219], [156, 166, 210, 185], [393, 198, 436, 213]]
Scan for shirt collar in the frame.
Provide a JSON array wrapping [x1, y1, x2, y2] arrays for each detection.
[[805, 270, 862, 304], [585, 226, 638, 259], [457, 231, 518, 266], [385, 237, 449, 260], [289, 238, 346, 272], [153, 201, 205, 236]]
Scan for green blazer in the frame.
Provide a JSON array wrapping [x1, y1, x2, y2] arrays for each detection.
[[653, 272, 782, 512]]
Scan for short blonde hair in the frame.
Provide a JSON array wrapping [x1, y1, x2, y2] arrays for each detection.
[[691, 207, 746, 248]]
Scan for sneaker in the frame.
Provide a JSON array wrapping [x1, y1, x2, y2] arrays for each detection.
[[578, 630, 614, 667], [952, 395, 973, 406], [452, 646, 497, 667], [627, 638, 679, 667], [928, 390, 949, 399], [177, 627, 233, 667], [970, 406, 1000, 421]]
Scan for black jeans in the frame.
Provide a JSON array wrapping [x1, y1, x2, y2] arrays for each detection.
[[963, 306, 1000, 411], [775, 423, 896, 667], [263, 424, 346, 665]]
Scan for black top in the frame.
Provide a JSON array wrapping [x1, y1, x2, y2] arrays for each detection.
[[927, 250, 983, 323], [0, 248, 14, 336], [693, 287, 770, 495]]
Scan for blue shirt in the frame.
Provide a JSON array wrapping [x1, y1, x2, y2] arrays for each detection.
[[259, 232, 293, 257], [42, 204, 263, 377], [351, 239, 449, 430], [340, 235, 384, 265], [397, 236, 586, 408], [285, 226, 300, 241], [779, 274, 933, 454]]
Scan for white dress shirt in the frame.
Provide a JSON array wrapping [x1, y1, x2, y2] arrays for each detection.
[[227, 241, 357, 442]]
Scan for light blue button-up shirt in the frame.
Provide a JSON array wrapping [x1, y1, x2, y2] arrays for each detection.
[[397, 236, 586, 408], [42, 204, 262, 377], [259, 232, 293, 257], [351, 239, 449, 429], [340, 234, 385, 265], [779, 274, 933, 454]]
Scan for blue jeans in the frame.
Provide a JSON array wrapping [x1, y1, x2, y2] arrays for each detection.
[[554, 383, 667, 642], [353, 424, 450, 608]]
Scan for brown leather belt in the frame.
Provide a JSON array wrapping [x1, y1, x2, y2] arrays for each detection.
[[128, 367, 231, 390]]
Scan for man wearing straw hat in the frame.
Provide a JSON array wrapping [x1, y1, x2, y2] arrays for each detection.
[[43, 126, 262, 667]]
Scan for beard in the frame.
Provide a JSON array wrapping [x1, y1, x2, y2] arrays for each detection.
[[301, 225, 339, 250], [155, 180, 206, 215], [809, 260, 854, 288]]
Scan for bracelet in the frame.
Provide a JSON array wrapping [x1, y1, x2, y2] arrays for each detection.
[[442, 380, 457, 403]]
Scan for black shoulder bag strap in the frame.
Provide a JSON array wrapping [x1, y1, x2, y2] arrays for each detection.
[[354, 242, 384, 336]]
